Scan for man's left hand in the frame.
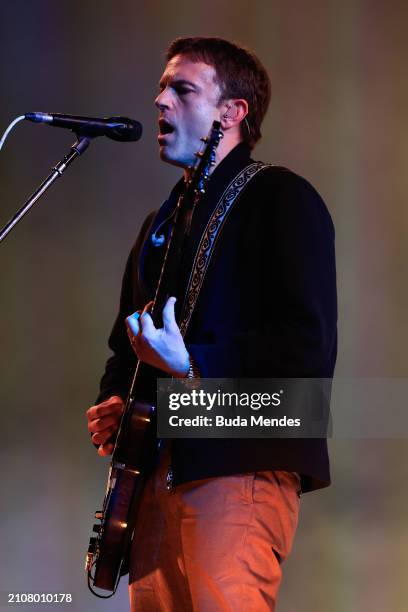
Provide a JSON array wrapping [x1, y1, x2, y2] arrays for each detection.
[[125, 296, 189, 378]]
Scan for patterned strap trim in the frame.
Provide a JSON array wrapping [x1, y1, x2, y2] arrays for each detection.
[[179, 161, 274, 337]]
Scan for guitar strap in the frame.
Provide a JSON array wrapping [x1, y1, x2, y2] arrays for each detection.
[[179, 161, 274, 337]]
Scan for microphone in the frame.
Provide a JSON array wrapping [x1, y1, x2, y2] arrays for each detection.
[[24, 112, 142, 142]]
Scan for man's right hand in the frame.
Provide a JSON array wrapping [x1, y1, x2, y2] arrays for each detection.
[[86, 395, 125, 457]]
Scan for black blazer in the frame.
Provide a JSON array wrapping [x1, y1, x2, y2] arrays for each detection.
[[97, 143, 337, 493]]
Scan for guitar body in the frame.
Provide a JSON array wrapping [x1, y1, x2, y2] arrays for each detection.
[[86, 121, 222, 596], [86, 399, 156, 592]]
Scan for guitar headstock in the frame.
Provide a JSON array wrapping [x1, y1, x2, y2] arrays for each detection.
[[187, 120, 223, 197]]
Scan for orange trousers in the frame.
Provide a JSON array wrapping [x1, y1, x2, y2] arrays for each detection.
[[129, 444, 301, 611]]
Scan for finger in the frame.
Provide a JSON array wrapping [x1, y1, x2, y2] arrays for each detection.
[[126, 312, 140, 336], [92, 427, 116, 445], [162, 296, 178, 332], [87, 402, 123, 423], [87, 395, 123, 415], [88, 414, 122, 434], [126, 323, 140, 353], [139, 310, 155, 336], [140, 301, 154, 334], [87, 396, 124, 420], [97, 442, 114, 457]]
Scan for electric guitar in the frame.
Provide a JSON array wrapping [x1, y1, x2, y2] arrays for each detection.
[[85, 121, 223, 596]]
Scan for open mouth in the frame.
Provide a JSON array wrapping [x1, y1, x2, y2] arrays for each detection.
[[159, 119, 175, 135]]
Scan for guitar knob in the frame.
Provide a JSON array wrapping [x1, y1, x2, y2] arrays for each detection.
[[88, 537, 97, 553]]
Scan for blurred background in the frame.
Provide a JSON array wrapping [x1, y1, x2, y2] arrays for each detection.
[[1, 1, 407, 610]]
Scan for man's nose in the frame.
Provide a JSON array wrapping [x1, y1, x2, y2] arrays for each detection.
[[155, 88, 171, 110]]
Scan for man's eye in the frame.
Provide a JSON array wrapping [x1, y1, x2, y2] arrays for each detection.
[[175, 87, 192, 95]]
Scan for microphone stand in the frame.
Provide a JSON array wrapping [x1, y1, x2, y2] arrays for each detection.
[[0, 134, 92, 243]]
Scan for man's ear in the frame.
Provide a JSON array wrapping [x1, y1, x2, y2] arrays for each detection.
[[220, 99, 249, 132]]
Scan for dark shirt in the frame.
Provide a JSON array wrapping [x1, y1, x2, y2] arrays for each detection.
[[97, 143, 337, 493]]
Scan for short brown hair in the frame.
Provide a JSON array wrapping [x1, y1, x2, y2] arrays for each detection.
[[166, 37, 271, 149]]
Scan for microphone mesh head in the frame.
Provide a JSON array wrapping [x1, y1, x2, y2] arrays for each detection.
[[107, 117, 142, 142]]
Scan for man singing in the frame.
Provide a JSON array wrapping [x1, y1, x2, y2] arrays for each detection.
[[87, 37, 337, 611]]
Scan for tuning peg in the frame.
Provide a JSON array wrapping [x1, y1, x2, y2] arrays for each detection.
[[195, 151, 204, 158], [200, 137, 208, 143], [94, 511, 103, 520]]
